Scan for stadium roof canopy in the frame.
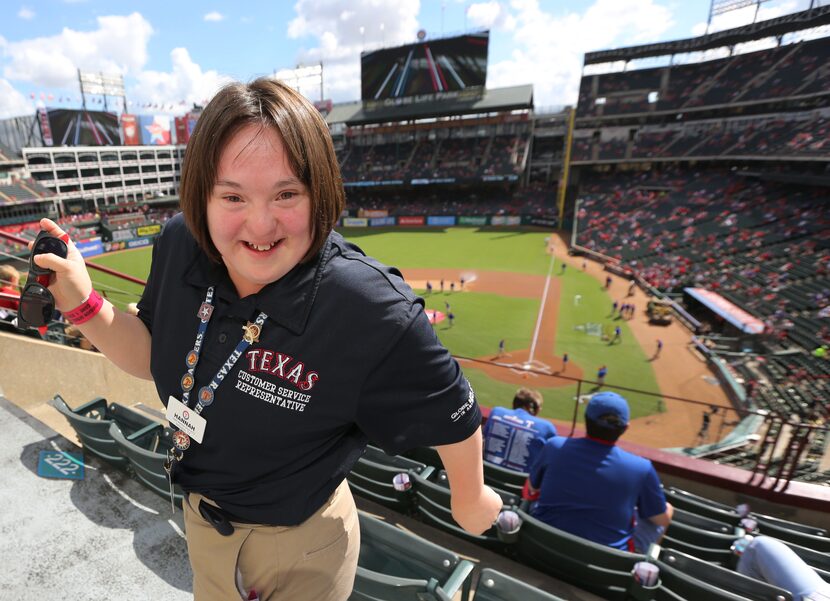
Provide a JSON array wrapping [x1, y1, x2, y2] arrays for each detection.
[[584, 5, 830, 65], [325, 84, 533, 126]]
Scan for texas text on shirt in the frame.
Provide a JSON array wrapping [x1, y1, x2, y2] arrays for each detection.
[[137, 214, 480, 525]]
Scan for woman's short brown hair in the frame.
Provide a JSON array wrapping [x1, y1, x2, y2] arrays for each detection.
[[179, 77, 345, 263]]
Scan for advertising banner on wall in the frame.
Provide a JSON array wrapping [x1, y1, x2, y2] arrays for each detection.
[[427, 216, 456, 226], [75, 238, 103, 258], [358, 209, 389, 218], [490, 216, 522, 226], [523, 216, 558, 228], [174, 117, 189, 145], [398, 216, 425, 226], [139, 115, 172, 145], [127, 238, 152, 249], [37, 108, 54, 147], [111, 229, 136, 242], [369, 216, 396, 226], [458, 216, 488, 226], [121, 114, 140, 145], [342, 217, 368, 227], [136, 224, 161, 237]]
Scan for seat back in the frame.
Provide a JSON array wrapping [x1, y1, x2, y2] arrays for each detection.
[[400, 446, 443, 470], [51, 395, 154, 469], [658, 547, 793, 601], [108, 422, 185, 507], [473, 568, 566, 601], [514, 509, 645, 600], [753, 515, 830, 553], [352, 511, 474, 601], [664, 487, 740, 526], [482, 461, 527, 496], [346, 446, 426, 513], [673, 507, 734, 534], [652, 560, 756, 601], [661, 521, 740, 564], [409, 469, 518, 550], [778, 538, 830, 580]]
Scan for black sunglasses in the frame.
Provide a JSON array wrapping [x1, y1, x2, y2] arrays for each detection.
[[19, 231, 67, 328]]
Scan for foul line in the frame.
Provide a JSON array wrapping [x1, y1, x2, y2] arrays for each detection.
[[527, 251, 555, 365]]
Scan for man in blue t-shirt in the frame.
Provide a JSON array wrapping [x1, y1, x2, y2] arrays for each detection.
[[483, 388, 557, 473], [528, 392, 673, 552]]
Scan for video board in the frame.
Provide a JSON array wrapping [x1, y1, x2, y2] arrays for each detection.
[[41, 109, 120, 146], [361, 32, 489, 104]]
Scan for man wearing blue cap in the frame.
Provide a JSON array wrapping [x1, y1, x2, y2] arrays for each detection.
[[528, 391, 673, 552]]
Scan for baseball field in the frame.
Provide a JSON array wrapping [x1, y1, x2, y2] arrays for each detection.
[[86, 226, 685, 428]]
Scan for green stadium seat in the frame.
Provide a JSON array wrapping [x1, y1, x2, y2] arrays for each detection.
[[652, 546, 794, 601], [472, 568, 566, 601], [346, 445, 427, 513], [661, 520, 741, 564], [50, 394, 158, 470], [672, 507, 734, 534], [400, 446, 444, 470], [753, 515, 830, 553], [663, 487, 741, 526], [108, 422, 184, 508], [351, 511, 475, 601], [778, 539, 830, 581], [409, 468, 519, 551], [482, 460, 528, 497], [514, 509, 645, 601]]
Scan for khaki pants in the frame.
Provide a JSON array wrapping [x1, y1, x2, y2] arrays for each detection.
[[183, 480, 360, 601]]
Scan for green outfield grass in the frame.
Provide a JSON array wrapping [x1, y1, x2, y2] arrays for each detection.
[[88, 249, 151, 311], [85, 227, 662, 421]]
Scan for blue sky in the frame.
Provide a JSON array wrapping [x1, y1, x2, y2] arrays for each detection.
[[0, 0, 816, 118]]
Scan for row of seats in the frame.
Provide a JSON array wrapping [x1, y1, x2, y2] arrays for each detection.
[[350, 443, 830, 600], [50, 395, 563, 600], [52, 395, 830, 600]]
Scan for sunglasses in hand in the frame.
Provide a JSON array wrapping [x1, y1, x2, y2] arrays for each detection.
[[19, 231, 68, 328]]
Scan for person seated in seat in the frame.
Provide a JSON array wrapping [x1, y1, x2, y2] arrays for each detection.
[[738, 536, 830, 601], [482, 387, 556, 473], [528, 391, 673, 552], [0, 264, 21, 312]]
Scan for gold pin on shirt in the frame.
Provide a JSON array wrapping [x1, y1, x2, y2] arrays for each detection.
[[242, 322, 261, 344]]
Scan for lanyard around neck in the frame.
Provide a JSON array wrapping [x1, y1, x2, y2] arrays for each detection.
[[178, 286, 268, 414]]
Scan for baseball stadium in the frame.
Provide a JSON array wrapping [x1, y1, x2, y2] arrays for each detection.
[[0, 3, 829, 600]]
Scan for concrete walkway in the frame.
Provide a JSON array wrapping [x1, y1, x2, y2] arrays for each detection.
[[0, 397, 192, 600]]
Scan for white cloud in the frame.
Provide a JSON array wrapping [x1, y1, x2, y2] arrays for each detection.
[[466, 2, 515, 31], [0, 78, 33, 118], [18, 6, 35, 20], [133, 47, 232, 110], [203, 11, 224, 22], [1, 12, 153, 88], [285, 0, 421, 101], [486, 0, 675, 108]]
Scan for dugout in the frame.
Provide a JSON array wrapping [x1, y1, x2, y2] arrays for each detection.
[[683, 287, 766, 352]]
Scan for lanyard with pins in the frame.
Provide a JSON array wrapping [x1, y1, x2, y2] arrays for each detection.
[[163, 286, 267, 512]]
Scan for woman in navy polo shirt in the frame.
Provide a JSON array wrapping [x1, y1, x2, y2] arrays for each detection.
[[33, 77, 502, 600]]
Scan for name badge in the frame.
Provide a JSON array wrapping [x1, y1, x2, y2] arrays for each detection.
[[166, 396, 207, 444]]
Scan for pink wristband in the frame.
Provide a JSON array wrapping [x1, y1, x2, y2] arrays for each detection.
[[64, 290, 104, 325]]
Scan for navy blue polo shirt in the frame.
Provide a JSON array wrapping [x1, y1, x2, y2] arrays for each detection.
[[137, 214, 481, 525]]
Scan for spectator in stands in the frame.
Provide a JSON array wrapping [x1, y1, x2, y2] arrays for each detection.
[[0, 264, 21, 312], [30, 77, 502, 601], [482, 388, 557, 473], [528, 392, 673, 552], [737, 536, 830, 601]]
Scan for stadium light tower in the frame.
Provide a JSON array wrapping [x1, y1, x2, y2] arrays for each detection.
[[78, 70, 127, 112], [706, 0, 772, 33], [274, 63, 325, 102]]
